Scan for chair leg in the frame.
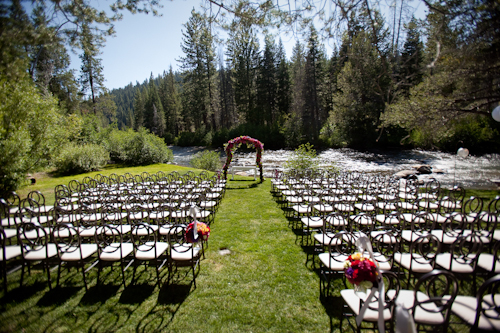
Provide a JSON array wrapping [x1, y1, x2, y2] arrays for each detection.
[[57, 262, 62, 288], [20, 261, 26, 288], [81, 263, 88, 291], [46, 261, 52, 290]]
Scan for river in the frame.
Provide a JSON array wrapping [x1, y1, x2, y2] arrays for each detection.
[[169, 146, 500, 190]]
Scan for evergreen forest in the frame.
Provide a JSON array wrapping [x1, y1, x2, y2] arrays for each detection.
[[1, 0, 499, 195]]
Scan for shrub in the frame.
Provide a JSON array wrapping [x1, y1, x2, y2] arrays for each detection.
[[55, 143, 109, 175], [104, 128, 174, 166], [190, 150, 221, 171], [126, 128, 174, 166], [284, 143, 319, 176]]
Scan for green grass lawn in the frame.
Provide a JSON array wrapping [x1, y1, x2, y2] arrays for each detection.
[[2, 165, 497, 332]]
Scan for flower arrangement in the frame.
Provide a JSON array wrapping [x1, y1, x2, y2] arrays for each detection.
[[222, 136, 264, 182], [185, 221, 211, 243], [344, 252, 379, 290]]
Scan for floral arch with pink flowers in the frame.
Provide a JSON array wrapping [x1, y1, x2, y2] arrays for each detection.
[[222, 136, 264, 182]]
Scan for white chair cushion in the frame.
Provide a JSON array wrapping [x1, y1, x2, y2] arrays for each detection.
[[393, 253, 433, 273], [435, 253, 474, 273], [477, 253, 500, 273], [59, 244, 98, 260], [135, 242, 169, 260], [99, 243, 134, 261], [24, 243, 58, 260], [341, 289, 397, 321], [0, 245, 22, 261], [171, 245, 201, 261], [451, 295, 500, 330], [397, 290, 445, 325], [318, 253, 349, 271]]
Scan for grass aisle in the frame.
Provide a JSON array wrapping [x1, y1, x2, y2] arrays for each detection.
[[0, 178, 339, 333], [177, 179, 336, 333]]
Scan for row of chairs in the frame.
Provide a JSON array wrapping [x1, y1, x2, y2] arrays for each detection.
[[1, 170, 225, 293], [340, 269, 500, 332], [271, 169, 500, 332]]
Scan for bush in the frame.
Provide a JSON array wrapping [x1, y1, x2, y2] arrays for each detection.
[[190, 150, 221, 171], [127, 128, 174, 166], [104, 128, 174, 166], [284, 143, 319, 175], [55, 143, 109, 175]]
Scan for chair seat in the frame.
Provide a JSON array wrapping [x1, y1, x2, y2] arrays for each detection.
[[59, 244, 98, 261], [429, 230, 460, 244], [370, 231, 398, 244], [396, 290, 445, 325], [314, 204, 333, 213], [2, 228, 17, 239], [171, 245, 201, 261], [301, 217, 323, 228], [477, 253, 500, 273], [135, 242, 169, 260], [314, 233, 341, 246], [341, 288, 397, 321], [401, 230, 430, 243], [334, 203, 354, 212], [375, 214, 400, 225], [78, 226, 102, 237], [451, 294, 500, 331], [131, 224, 159, 236], [105, 225, 132, 235], [318, 253, 349, 271], [56, 214, 82, 223], [149, 211, 170, 220], [435, 253, 475, 273], [1, 216, 23, 227], [393, 253, 433, 273], [24, 244, 58, 260], [0, 245, 22, 261], [99, 243, 134, 261]]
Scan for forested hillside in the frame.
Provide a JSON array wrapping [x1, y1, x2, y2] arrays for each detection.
[[1, 0, 499, 195], [109, 3, 500, 151]]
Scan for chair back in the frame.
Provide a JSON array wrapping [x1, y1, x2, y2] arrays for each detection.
[[473, 274, 500, 330], [412, 270, 458, 327]]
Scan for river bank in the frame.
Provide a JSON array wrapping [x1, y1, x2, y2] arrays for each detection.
[[169, 146, 500, 190]]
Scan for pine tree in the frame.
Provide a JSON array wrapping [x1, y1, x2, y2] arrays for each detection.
[[179, 10, 217, 131], [256, 35, 277, 125], [304, 25, 325, 142], [226, 20, 260, 124], [161, 66, 183, 138], [399, 17, 424, 95], [144, 73, 166, 137], [275, 39, 291, 120], [79, 23, 106, 114]]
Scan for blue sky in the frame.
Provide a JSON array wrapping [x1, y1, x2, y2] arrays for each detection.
[[82, 0, 426, 91]]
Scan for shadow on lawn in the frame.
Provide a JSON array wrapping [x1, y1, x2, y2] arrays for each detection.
[[135, 282, 192, 332], [79, 284, 120, 305], [37, 286, 81, 306]]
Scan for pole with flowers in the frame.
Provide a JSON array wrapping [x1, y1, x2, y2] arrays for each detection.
[[222, 136, 264, 182]]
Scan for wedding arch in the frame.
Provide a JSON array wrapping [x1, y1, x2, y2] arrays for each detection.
[[222, 136, 264, 182]]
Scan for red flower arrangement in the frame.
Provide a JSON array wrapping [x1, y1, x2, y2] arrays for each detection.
[[344, 252, 379, 289], [185, 221, 211, 243], [222, 136, 264, 182]]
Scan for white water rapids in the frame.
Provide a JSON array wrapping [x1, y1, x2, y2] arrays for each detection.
[[169, 146, 500, 190]]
